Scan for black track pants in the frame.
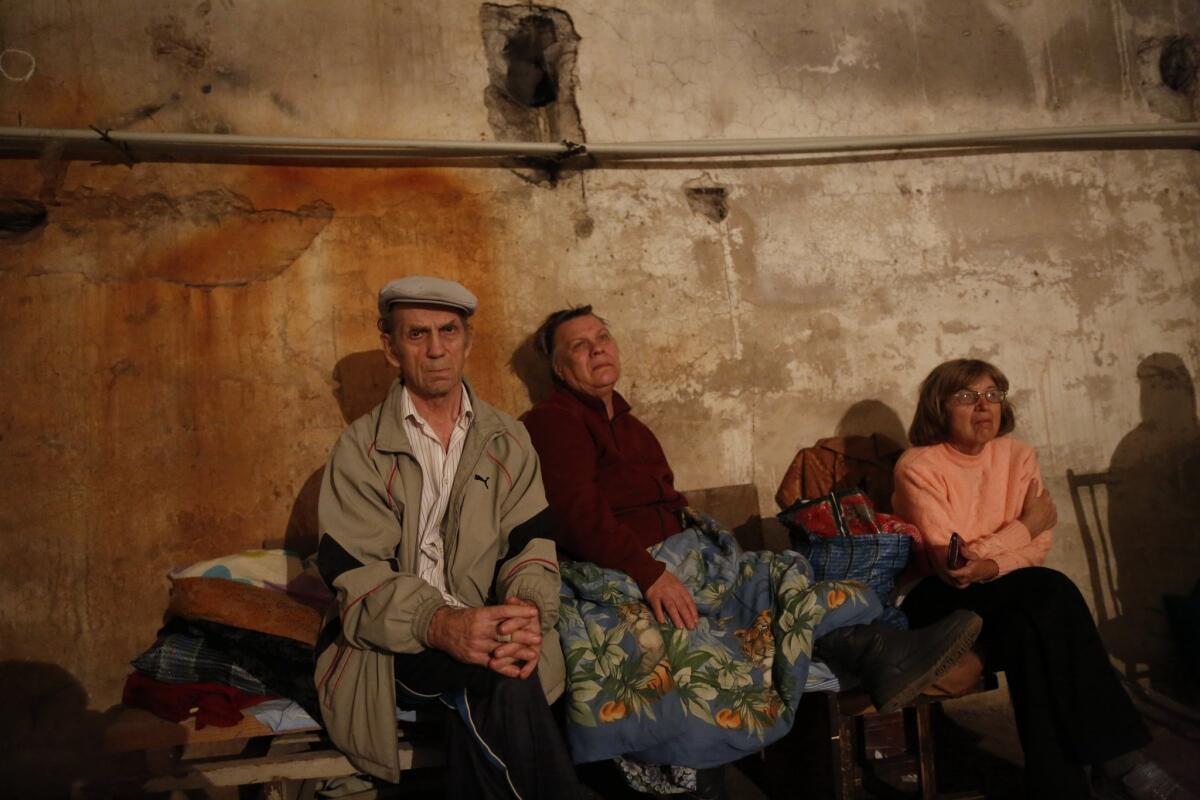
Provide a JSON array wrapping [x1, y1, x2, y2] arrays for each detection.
[[394, 650, 583, 800], [903, 567, 1150, 799]]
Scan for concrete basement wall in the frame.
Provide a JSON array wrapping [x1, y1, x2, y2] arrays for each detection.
[[0, 0, 1197, 724]]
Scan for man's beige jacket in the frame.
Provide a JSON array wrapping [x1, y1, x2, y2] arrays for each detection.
[[314, 379, 564, 783]]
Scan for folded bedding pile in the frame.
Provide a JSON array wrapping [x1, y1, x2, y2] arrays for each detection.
[[123, 550, 330, 731]]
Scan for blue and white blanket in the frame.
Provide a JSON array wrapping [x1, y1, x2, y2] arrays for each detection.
[[557, 512, 881, 767]]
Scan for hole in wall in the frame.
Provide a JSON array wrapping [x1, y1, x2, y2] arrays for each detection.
[[503, 15, 559, 108], [684, 181, 729, 224], [1136, 36, 1197, 121], [1160, 36, 1198, 95], [480, 3, 585, 185], [0, 197, 48, 240]]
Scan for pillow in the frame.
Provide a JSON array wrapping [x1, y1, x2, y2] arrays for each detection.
[[169, 577, 324, 646], [170, 549, 332, 608]]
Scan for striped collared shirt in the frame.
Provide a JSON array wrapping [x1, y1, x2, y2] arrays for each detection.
[[400, 384, 473, 607]]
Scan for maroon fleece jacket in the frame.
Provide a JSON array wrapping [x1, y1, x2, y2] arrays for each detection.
[[522, 385, 687, 592]]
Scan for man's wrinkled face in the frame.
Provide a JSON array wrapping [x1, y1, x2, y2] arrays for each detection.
[[381, 305, 472, 400], [553, 314, 621, 399]]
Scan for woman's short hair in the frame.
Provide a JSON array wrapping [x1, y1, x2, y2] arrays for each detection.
[[908, 359, 1016, 446], [533, 305, 602, 363]]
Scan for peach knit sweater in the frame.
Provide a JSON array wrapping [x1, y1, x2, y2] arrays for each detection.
[[892, 437, 1052, 580]]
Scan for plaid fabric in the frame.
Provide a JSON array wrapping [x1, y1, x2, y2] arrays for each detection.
[[184, 618, 319, 717], [132, 630, 269, 695], [796, 534, 911, 628]]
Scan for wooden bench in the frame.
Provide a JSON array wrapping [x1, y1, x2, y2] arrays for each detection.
[[743, 672, 997, 800], [93, 707, 444, 798], [93, 480, 993, 798]]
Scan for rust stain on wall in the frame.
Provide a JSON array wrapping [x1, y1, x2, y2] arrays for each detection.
[[7, 188, 334, 286], [147, 199, 333, 287], [0, 161, 508, 706], [234, 166, 512, 403]]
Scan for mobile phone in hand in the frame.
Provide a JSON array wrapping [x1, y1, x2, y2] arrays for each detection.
[[947, 532, 968, 569]]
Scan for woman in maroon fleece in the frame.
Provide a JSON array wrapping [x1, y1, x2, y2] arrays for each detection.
[[523, 306, 990, 800], [521, 307, 700, 630]]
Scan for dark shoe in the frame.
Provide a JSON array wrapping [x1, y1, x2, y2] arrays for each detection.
[[688, 766, 728, 800], [812, 610, 982, 713]]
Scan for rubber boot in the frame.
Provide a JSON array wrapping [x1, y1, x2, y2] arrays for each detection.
[[812, 609, 982, 713]]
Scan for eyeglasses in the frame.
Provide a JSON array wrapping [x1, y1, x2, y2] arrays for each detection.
[[949, 389, 1006, 406]]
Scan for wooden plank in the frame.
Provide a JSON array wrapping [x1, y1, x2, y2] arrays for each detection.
[[682, 483, 765, 551], [103, 707, 303, 752], [143, 747, 359, 792], [104, 706, 439, 753], [142, 741, 444, 791], [832, 694, 858, 800], [914, 703, 937, 800], [860, 708, 908, 760]]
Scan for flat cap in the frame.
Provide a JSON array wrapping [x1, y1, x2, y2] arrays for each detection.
[[377, 276, 478, 318]]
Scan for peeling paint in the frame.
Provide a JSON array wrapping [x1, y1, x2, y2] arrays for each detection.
[[3, 188, 334, 286]]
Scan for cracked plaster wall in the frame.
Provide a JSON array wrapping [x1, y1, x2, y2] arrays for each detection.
[[1, 0, 1198, 708]]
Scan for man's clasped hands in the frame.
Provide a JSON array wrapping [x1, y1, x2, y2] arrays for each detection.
[[426, 597, 543, 678]]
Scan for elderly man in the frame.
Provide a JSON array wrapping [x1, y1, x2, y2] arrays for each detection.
[[314, 277, 581, 799], [522, 305, 981, 796]]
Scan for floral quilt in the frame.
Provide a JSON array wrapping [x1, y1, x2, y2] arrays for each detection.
[[557, 511, 881, 767]]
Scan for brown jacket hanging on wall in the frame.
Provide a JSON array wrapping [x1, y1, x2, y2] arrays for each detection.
[[775, 434, 904, 512]]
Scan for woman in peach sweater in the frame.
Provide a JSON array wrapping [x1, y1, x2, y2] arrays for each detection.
[[894, 359, 1189, 800]]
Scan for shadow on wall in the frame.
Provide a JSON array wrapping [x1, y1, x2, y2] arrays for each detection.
[[1103, 353, 1200, 697], [835, 399, 911, 449], [0, 661, 130, 797], [832, 400, 909, 513], [509, 331, 554, 411], [279, 350, 398, 556], [775, 399, 908, 519]]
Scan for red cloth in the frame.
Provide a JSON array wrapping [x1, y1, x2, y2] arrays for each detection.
[[778, 489, 920, 540], [522, 386, 687, 592], [122, 672, 273, 729], [781, 490, 880, 537]]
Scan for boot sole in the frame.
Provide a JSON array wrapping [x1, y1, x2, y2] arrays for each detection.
[[875, 613, 983, 714]]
